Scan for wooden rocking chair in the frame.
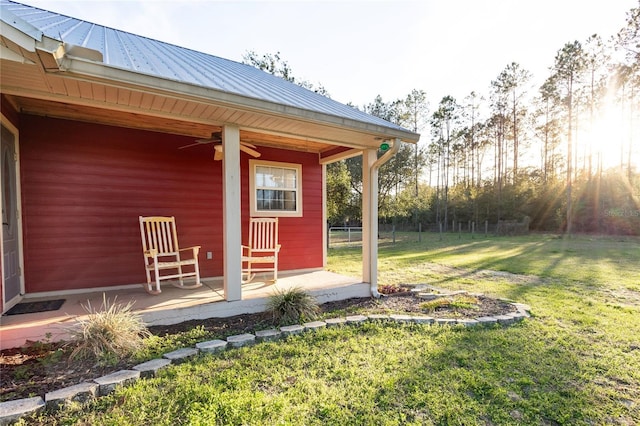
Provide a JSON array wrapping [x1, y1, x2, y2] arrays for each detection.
[[139, 216, 203, 295], [242, 217, 281, 283]]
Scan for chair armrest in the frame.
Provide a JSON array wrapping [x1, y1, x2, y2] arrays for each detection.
[[241, 245, 251, 256], [179, 246, 201, 256], [144, 249, 158, 258]]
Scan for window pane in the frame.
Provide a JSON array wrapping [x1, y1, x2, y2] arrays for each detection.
[[283, 190, 296, 210], [256, 189, 266, 210], [256, 166, 278, 188], [283, 169, 297, 189], [255, 170, 265, 187], [256, 166, 270, 188], [256, 189, 296, 211], [256, 165, 299, 190], [273, 167, 284, 188]]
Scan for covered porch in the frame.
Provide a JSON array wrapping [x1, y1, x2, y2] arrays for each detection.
[[0, 0, 420, 350], [0, 270, 366, 350]]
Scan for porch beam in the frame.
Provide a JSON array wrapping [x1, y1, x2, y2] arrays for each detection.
[[222, 125, 242, 301], [318, 148, 362, 164]]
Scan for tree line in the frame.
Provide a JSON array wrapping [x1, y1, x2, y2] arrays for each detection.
[[245, 4, 640, 236]]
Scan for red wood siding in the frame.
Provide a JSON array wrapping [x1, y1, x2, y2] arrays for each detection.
[[19, 115, 323, 293]]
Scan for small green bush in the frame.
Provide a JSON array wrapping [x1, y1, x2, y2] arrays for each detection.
[[67, 294, 150, 364], [420, 294, 480, 313], [267, 287, 319, 324], [449, 294, 480, 310]]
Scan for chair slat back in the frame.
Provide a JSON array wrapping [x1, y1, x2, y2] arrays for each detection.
[[249, 217, 278, 251], [140, 216, 179, 255]]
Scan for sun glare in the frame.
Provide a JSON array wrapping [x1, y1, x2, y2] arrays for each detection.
[[586, 99, 637, 172]]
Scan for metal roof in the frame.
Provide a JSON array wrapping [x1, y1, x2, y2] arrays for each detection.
[[1, 0, 413, 135]]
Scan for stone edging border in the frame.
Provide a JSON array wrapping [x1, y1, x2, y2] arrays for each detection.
[[0, 301, 531, 424]]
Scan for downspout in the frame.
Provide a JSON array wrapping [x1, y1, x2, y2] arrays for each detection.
[[369, 138, 402, 298]]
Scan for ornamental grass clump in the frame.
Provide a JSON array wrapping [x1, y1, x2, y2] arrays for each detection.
[[67, 294, 150, 364], [267, 287, 320, 325], [420, 294, 480, 313]]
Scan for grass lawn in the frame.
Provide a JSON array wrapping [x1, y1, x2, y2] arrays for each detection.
[[28, 233, 639, 425]]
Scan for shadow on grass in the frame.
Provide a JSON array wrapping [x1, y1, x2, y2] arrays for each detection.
[[371, 321, 624, 425], [375, 234, 639, 300]]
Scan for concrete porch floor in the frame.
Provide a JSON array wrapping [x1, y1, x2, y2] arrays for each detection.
[[0, 270, 369, 350]]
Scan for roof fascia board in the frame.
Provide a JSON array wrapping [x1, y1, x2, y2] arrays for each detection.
[[44, 53, 420, 143]]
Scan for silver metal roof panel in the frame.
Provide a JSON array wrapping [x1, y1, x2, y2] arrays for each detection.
[[1, 0, 414, 135]]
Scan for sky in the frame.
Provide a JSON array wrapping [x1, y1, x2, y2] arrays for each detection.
[[14, 0, 640, 117]]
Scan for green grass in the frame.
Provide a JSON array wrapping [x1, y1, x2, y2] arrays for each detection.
[[330, 232, 640, 286], [28, 233, 640, 425]]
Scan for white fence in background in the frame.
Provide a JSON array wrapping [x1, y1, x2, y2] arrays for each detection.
[[328, 221, 495, 248], [328, 227, 363, 247]]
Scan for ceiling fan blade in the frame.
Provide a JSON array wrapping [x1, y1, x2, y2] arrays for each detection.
[[240, 141, 257, 149], [180, 132, 224, 150], [185, 131, 222, 146], [194, 139, 213, 144], [240, 145, 261, 158], [178, 141, 207, 149]]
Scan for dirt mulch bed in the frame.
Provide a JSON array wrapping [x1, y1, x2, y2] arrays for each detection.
[[0, 292, 517, 402]]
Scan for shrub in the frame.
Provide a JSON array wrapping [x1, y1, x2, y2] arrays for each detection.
[[420, 298, 451, 313], [420, 294, 480, 313], [67, 294, 150, 364], [449, 294, 480, 310], [267, 287, 319, 324]]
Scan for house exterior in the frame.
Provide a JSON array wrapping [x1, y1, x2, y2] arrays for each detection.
[[0, 0, 419, 315]]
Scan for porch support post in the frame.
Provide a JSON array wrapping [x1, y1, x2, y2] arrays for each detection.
[[222, 125, 242, 301], [363, 139, 401, 297], [362, 149, 377, 286], [322, 163, 327, 267]]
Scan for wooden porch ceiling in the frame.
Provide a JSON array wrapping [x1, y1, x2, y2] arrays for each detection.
[[4, 95, 335, 154]]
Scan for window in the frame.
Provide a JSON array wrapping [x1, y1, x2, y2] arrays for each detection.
[[250, 160, 302, 217]]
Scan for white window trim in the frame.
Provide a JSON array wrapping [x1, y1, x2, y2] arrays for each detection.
[[249, 159, 303, 217]]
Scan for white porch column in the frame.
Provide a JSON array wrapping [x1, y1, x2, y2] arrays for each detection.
[[362, 149, 378, 286], [222, 125, 242, 301], [322, 163, 328, 268]]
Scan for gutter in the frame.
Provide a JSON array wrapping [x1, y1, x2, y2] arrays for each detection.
[[368, 138, 402, 298]]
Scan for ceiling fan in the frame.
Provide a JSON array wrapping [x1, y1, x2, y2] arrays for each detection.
[[178, 132, 261, 161]]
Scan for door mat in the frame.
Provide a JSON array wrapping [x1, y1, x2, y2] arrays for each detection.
[[3, 299, 65, 316]]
